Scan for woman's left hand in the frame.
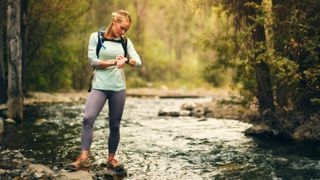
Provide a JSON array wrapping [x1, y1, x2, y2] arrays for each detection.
[[116, 55, 126, 69]]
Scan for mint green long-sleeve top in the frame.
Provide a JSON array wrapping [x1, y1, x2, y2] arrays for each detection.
[[87, 32, 142, 91]]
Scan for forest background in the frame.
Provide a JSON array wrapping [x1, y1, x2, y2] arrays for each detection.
[[0, 0, 319, 123]]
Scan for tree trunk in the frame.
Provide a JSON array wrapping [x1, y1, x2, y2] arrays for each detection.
[[264, 0, 290, 109], [254, 60, 275, 112], [20, 0, 27, 94], [132, 0, 149, 80], [7, 0, 23, 121], [0, 0, 7, 103], [247, 0, 275, 112]]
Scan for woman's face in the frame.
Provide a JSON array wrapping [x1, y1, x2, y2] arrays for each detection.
[[112, 20, 130, 37]]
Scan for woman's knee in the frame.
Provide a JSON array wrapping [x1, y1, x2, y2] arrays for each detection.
[[83, 112, 97, 122], [83, 117, 94, 128]]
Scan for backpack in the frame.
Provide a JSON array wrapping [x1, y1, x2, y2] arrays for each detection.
[[96, 27, 128, 58], [88, 27, 128, 92]]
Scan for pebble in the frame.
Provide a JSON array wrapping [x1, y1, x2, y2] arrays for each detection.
[[14, 152, 25, 159]]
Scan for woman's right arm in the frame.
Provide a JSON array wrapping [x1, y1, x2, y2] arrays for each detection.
[[87, 32, 117, 69]]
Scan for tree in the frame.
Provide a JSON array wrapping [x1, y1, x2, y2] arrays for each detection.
[[20, 0, 27, 93], [246, 0, 275, 112], [271, 0, 320, 111], [24, 0, 91, 91], [0, 0, 7, 103], [199, 0, 275, 112], [7, 0, 23, 121]]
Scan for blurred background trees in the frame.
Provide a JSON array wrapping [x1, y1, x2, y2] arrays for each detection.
[[0, 0, 319, 116]]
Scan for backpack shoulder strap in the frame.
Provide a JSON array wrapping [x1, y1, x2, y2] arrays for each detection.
[[96, 31, 104, 58], [96, 29, 128, 59], [120, 37, 128, 58], [96, 27, 107, 58]]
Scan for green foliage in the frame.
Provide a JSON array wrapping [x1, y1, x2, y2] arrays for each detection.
[[25, 0, 91, 91], [271, 0, 320, 110], [197, 6, 236, 87], [200, 0, 320, 112], [15, 0, 319, 111], [270, 56, 300, 86], [22, 0, 225, 91], [126, 77, 148, 88]]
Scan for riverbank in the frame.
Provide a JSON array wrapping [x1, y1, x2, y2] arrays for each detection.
[[1, 88, 319, 142], [0, 88, 232, 107], [0, 87, 250, 120]]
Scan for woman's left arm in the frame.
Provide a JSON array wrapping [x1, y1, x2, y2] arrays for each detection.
[[126, 38, 142, 67]]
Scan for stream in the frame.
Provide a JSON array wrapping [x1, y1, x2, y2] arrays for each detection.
[[1, 97, 320, 179]]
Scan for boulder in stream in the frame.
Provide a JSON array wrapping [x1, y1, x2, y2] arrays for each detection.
[[55, 170, 93, 180], [23, 164, 55, 179], [244, 124, 279, 138]]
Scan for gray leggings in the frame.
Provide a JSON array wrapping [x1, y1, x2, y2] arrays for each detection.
[[81, 89, 126, 154]]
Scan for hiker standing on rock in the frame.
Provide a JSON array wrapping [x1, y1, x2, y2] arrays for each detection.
[[67, 10, 142, 171]]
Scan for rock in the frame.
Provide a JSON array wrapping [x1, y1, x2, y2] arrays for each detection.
[[158, 109, 192, 117], [181, 103, 195, 111], [34, 172, 45, 178], [0, 119, 3, 137], [10, 170, 21, 178], [244, 124, 276, 138], [292, 120, 320, 141], [179, 110, 191, 116], [158, 110, 180, 117], [204, 107, 214, 116], [52, 166, 59, 171], [14, 152, 25, 159], [4, 118, 16, 124], [168, 111, 180, 117], [29, 158, 36, 163], [34, 118, 48, 126], [197, 118, 207, 121], [25, 164, 55, 178], [54, 170, 93, 180], [1, 149, 11, 155], [0, 169, 7, 175], [158, 110, 166, 116], [191, 107, 205, 118]]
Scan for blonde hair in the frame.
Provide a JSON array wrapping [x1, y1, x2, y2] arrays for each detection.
[[112, 10, 132, 23], [106, 10, 131, 37]]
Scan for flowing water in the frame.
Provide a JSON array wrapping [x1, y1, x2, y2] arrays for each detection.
[[1, 97, 320, 179]]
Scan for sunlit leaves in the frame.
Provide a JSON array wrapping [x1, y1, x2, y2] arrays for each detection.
[[199, 0, 319, 111]]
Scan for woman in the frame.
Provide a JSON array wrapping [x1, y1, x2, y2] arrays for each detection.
[[67, 10, 142, 171]]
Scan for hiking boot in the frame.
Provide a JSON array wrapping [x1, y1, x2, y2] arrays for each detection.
[[65, 157, 91, 171], [106, 158, 124, 170]]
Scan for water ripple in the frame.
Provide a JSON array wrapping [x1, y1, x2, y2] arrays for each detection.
[[1, 97, 320, 179]]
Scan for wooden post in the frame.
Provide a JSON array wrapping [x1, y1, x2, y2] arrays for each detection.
[[7, 0, 23, 122]]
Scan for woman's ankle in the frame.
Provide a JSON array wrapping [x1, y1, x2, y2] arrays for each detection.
[[108, 153, 115, 161], [80, 150, 90, 159]]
